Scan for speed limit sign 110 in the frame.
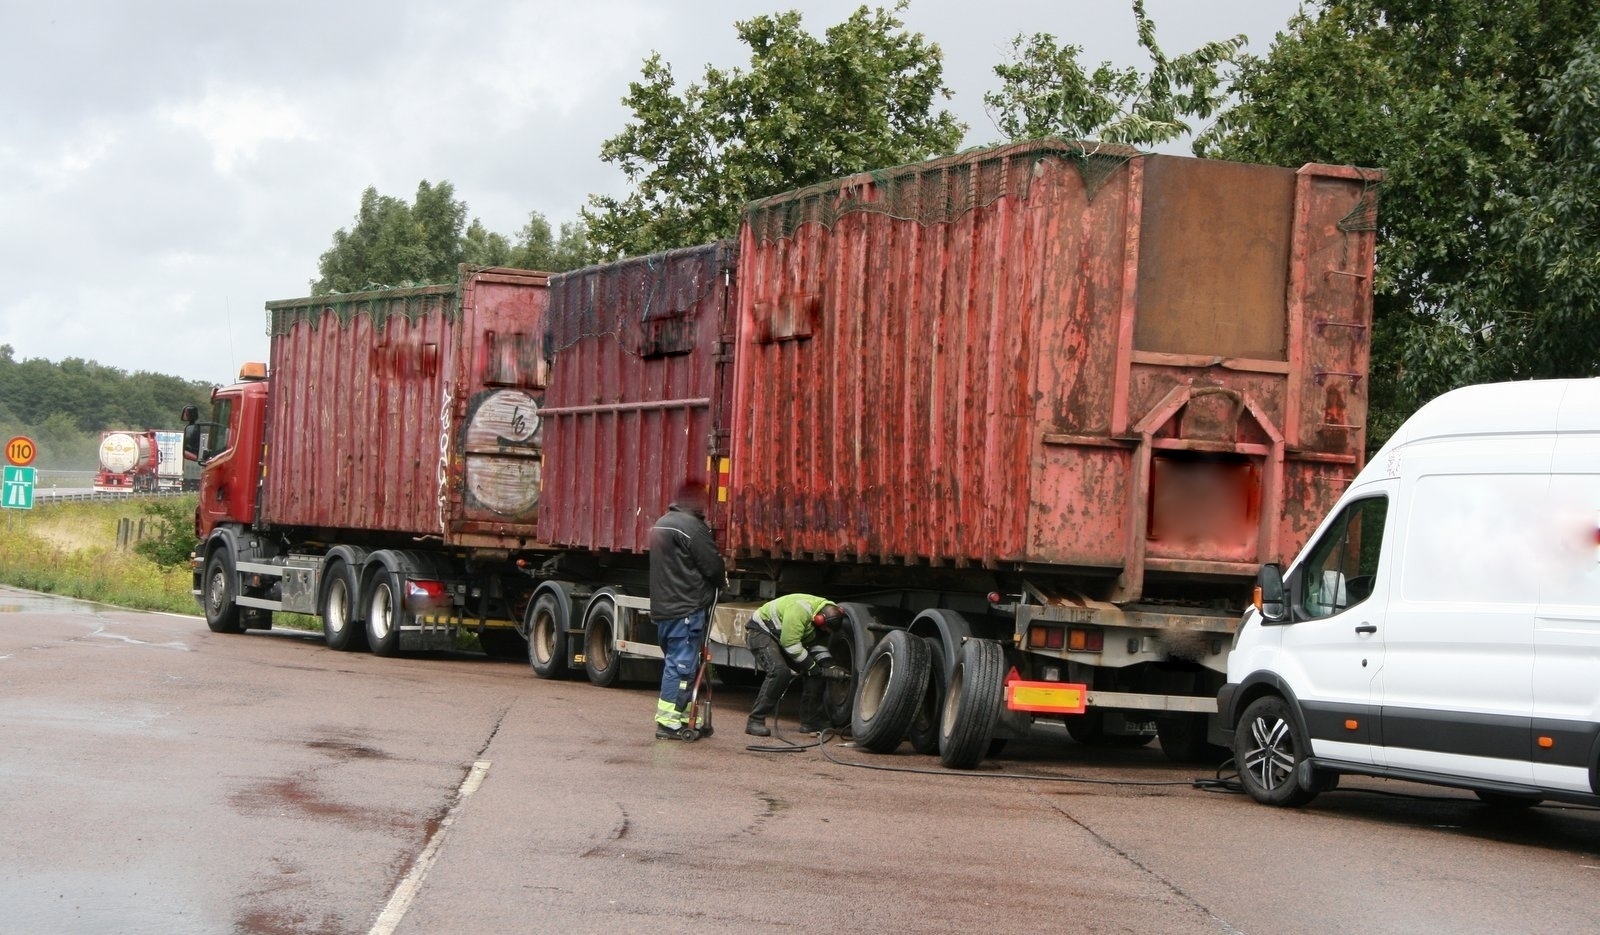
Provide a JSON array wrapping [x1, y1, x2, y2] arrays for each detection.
[[5, 435, 37, 467]]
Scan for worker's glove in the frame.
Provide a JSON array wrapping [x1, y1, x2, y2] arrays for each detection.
[[818, 664, 851, 682]]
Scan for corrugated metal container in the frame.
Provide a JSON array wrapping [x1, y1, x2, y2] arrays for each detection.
[[537, 242, 737, 553], [731, 140, 1379, 599], [261, 267, 551, 548]]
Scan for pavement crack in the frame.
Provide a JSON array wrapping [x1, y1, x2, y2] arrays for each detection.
[[473, 702, 512, 760], [1047, 802, 1244, 935]]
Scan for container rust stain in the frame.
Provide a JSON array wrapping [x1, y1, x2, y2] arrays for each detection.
[[730, 140, 1379, 599]]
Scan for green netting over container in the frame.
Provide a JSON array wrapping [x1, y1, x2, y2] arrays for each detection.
[[266, 282, 461, 337], [743, 138, 1141, 244]]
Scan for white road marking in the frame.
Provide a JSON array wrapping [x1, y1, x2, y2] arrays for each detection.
[[89, 627, 189, 651], [368, 759, 491, 935]]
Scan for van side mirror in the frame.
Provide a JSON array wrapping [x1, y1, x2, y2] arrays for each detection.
[[1254, 563, 1288, 624]]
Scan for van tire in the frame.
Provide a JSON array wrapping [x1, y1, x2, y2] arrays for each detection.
[[851, 631, 931, 753], [1234, 695, 1321, 807]]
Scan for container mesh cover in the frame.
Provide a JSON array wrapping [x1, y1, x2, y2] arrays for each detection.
[[545, 242, 728, 358], [269, 286, 457, 337], [744, 138, 1139, 244]]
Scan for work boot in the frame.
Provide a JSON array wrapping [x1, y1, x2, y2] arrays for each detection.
[[655, 723, 697, 741], [745, 716, 771, 737]]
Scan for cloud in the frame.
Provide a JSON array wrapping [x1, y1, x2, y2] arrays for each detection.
[[162, 86, 313, 173]]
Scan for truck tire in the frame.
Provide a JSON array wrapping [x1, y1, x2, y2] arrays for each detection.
[[822, 619, 865, 728], [364, 566, 404, 657], [320, 560, 367, 652], [583, 600, 622, 687], [851, 630, 931, 753], [527, 590, 572, 679], [939, 639, 1005, 769], [1233, 695, 1321, 807], [202, 550, 243, 634], [906, 637, 945, 755]]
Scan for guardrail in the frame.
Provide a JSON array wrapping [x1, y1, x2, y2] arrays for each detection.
[[34, 488, 192, 503]]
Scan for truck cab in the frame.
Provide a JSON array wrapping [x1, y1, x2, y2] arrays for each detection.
[[183, 362, 268, 540]]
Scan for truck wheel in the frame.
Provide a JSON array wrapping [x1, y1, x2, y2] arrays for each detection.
[[851, 631, 931, 753], [823, 625, 862, 728], [906, 637, 945, 755], [1156, 714, 1227, 764], [583, 601, 622, 687], [527, 591, 572, 679], [1234, 695, 1321, 807], [365, 567, 404, 657], [202, 550, 243, 634], [320, 560, 367, 652], [938, 639, 1004, 769]]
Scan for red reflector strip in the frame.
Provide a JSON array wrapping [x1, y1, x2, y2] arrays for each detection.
[[1005, 681, 1088, 715]]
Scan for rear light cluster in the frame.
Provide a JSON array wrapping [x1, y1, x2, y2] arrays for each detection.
[[404, 579, 449, 610], [1026, 625, 1103, 652]]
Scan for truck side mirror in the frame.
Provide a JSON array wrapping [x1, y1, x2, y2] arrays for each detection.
[[183, 423, 203, 462], [181, 404, 199, 425], [1254, 563, 1288, 624]]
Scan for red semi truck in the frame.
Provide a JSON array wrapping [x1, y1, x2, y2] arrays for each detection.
[[187, 140, 1379, 768], [95, 430, 162, 492]]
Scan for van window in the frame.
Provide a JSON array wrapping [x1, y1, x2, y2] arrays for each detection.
[[1298, 496, 1388, 619]]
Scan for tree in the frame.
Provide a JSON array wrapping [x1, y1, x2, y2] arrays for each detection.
[[983, 0, 1243, 147], [1198, 0, 1600, 440], [314, 181, 471, 294], [584, 3, 966, 257]]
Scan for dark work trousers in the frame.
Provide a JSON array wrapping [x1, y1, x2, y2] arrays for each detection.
[[747, 627, 827, 727]]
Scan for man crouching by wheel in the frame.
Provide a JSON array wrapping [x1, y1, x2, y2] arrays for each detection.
[[745, 595, 850, 737]]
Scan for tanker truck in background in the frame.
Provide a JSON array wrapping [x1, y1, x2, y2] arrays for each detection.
[[186, 139, 1380, 769], [94, 429, 195, 492], [95, 430, 160, 492]]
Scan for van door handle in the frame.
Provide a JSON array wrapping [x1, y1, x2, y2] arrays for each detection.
[[1354, 624, 1377, 634]]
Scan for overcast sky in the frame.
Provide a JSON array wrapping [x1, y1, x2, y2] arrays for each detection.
[[1, 0, 1302, 386]]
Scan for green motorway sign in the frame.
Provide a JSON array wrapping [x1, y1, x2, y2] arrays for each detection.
[[2, 465, 35, 509]]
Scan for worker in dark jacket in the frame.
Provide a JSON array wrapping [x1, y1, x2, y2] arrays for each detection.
[[745, 593, 849, 737], [649, 481, 726, 740]]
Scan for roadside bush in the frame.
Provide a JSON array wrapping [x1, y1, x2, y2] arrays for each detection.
[[134, 498, 197, 566]]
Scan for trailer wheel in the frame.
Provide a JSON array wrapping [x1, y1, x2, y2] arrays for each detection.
[[202, 550, 243, 634], [906, 637, 945, 755], [320, 560, 367, 652], [1234, 695, 1320, 807], [527, 591, 572, 679], [583, 601, 622, 687], [364, 567, 404, 657], [823, 629, 860, 727], [851, 631, 931, 753], [938, 639, 1005, 769]]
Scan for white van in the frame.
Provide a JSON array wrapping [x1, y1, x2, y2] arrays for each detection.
[[1219, 378, 1600, 808]]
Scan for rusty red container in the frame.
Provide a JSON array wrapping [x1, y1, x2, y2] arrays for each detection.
[[261, 267, 551, 548], [730, 140, 1379, 598], [536, 242, 737, 554]]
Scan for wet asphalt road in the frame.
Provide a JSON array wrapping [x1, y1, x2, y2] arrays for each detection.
[[5, 586, 1600, 935]]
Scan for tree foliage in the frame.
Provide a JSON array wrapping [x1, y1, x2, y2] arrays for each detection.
[[314, 184, 592, 294], [1198, 0, 1600, 439], [984, 0, 1243, 147], [584, 2, 966, 257], [0, 344, 213, 470]]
